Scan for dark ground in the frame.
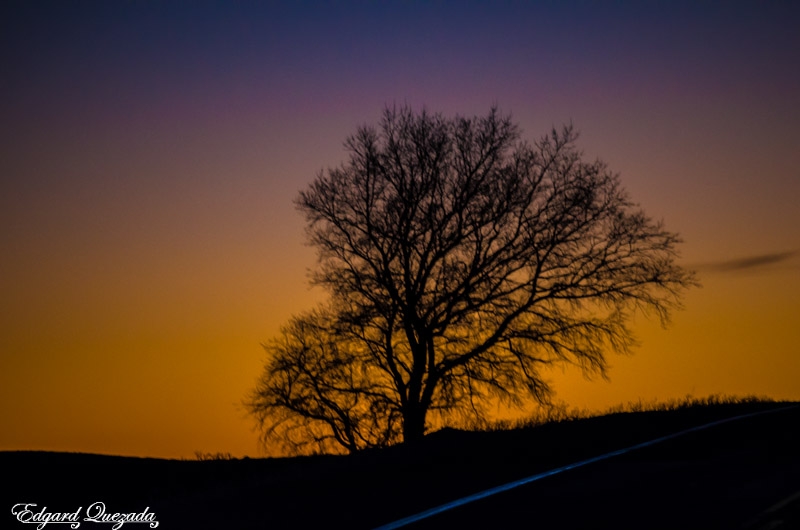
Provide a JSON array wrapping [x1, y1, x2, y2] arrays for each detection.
[[3, 401, 798, 529]]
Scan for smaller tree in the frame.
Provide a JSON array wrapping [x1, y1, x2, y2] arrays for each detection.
[[248, 307, 403, 454]]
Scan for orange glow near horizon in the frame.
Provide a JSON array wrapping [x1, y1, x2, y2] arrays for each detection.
[[1, 2, 798, 458]]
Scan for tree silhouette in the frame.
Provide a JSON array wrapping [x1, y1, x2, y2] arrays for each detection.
[[247, 106, 696, 454]]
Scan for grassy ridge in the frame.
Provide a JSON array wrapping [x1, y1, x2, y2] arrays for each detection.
[[2, 396, 794, 529], [457, 393, 777, 431]]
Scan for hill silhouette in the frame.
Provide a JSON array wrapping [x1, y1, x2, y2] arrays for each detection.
[[3, 398, 798, 529]]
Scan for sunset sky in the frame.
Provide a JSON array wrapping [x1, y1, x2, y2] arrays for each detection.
[[2, 1, 798, 458]]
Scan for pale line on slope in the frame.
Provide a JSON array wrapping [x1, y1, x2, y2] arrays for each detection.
[[373, 405, 799, 530]]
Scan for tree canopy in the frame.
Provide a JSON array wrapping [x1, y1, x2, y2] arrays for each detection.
[[246, 106, 696, 455]]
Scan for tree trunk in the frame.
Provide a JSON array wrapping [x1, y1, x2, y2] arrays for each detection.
[[402, 402, 427, 444]]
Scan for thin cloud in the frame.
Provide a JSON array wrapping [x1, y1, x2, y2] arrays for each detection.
[[695, 250, 798, 273]]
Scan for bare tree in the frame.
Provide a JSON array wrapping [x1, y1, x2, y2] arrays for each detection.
[[248, 307, 402, 454], [247, 106, 696, 454]]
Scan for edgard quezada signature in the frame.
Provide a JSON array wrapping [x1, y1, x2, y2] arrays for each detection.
[[11, 501, 159, 529]]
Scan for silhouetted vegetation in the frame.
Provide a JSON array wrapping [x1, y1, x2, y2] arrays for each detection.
[[467, 393, 775, 431], [246, 106, 697, 455], [193, 450, 236, 461]]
